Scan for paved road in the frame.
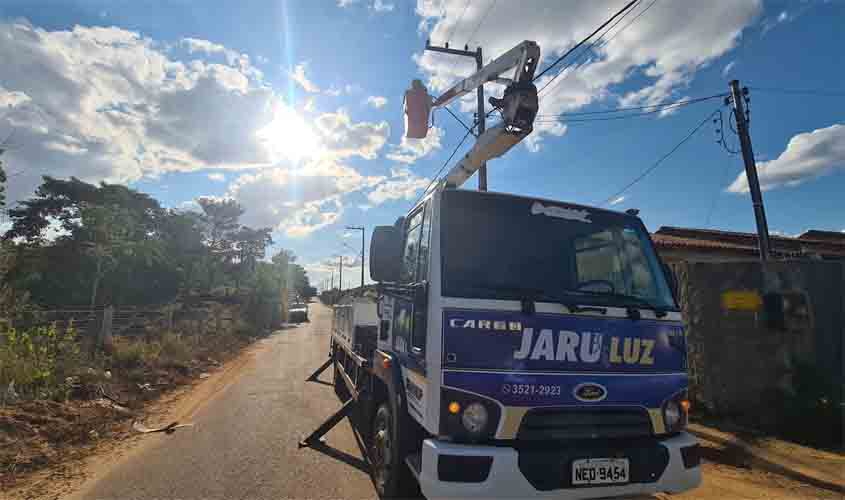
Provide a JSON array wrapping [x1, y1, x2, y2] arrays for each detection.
[[76, 302, 377, 500], [70, 302, 838, 500]]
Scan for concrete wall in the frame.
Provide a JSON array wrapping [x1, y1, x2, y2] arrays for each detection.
[[672, 260, 844, 420]]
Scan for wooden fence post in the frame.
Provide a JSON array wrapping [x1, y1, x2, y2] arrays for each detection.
[[99, 306, 114, 350]]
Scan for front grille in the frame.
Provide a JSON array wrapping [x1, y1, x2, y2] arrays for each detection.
[[517, 407, 653, 441]]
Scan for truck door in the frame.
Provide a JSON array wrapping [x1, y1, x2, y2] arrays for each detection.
[[392, 199, 432, 373]]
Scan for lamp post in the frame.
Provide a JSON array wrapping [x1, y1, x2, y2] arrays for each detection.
[[345, 226, 365, 290]]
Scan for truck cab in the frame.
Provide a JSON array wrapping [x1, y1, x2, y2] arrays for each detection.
[[364, 185, 701, 499]]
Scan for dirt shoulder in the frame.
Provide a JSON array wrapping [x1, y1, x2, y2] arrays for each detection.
[[1, 330, 271, 500]]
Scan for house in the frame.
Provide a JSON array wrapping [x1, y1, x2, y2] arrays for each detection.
[[651, 227, 845, 264]]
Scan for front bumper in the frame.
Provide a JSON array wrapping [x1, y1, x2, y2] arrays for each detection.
[[418, 432, 701, 499]]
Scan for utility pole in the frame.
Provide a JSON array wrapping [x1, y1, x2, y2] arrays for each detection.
[[330, 271, 334, 291], [425, 41, 487, 191], [338, 255, 343, 292], [346, 226, 365, 289], [729, 80, 771, 261]]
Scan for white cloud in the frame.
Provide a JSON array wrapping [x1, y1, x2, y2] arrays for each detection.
[[386, 126, 443, 164], [722, 61, 736, 77], [0, 87, 31, 108], [314, 109, 390, 160], [228, 159, 383, 236], [0, 19, 401, 241], [609, 195, 626, 206], [727, 124, 845, 193], [337, 0, 359, 6], [289, 63, 320, 93], [415, 0, 761, 151], [0, 21, 289, 205], [366, 95, 388, 109], [324, 83, 361, 97], [372, 0, 395, 12], [367, 167, 430, 205]]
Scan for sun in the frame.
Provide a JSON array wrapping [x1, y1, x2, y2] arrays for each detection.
[[258, 103, 321, 163]]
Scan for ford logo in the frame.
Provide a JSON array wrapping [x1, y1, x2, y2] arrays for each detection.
[[573, 383, 607, 402]]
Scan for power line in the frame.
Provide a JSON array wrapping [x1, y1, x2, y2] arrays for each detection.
[[465, 0, 498, 48], [539, 0, 658, 99], [598, 109, 719, 206], [414, 127, 474, 207], [444, 106, 476, 136], [446, 0, 472, 46], [749, 86, 845, 98], [535, 94, 726, 121], [533, 0, 639, 87]]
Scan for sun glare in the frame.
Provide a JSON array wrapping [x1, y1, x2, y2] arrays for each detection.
[[258, 103, 321, 163]]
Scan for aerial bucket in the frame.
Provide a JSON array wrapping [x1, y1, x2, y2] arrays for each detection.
[[404, 79, 431, 139]]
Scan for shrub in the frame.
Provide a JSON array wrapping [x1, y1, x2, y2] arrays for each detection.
[[111, 340, 148, 369], [0, 324, 79, 399], [158, 332, 191, 368]]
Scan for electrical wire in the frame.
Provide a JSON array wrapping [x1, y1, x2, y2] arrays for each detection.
[[413, 128, 475, 207], [748, 86, 845, 98], [598, 109, 719, 206], [535, 94, 726, 121], [716, 109, 739, 155], [444, 106, 476, 136], [465, 0, 498, 48], [446, 0, 472, 46], [533, 0, 639, 88], [538, 0, 649, 99]]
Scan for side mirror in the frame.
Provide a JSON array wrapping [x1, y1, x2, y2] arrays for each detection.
[[370, 225, 402, 283]]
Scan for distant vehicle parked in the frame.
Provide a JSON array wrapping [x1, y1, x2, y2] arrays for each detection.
[[289, 303, 309, 323]]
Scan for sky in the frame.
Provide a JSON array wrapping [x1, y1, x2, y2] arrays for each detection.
[[0, 0, 843, 288]]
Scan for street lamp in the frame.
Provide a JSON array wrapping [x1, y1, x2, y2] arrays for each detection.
[[345, 226, 365, 290]]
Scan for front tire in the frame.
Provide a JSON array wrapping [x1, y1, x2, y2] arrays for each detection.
[[370, 403, 418, 498]]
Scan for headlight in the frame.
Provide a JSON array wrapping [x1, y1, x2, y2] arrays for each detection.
[[461, 402, 489, 434]]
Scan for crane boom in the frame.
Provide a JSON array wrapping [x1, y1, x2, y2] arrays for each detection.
[[429, 41, 541, 189], [432, 41, 540, 108]]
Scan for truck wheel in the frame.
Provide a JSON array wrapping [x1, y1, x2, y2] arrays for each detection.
[[371, 403, 416, 498]]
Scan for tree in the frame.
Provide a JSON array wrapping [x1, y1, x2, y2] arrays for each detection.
[[2, 177, 173, 306], [197, 197, 244, 290], [231, 226, 272, 290]]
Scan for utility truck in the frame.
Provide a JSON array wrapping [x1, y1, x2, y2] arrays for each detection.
[[301, 40, 701, 499]]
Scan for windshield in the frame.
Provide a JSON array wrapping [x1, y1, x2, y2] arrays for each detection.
[[440, 190, 676, 309]]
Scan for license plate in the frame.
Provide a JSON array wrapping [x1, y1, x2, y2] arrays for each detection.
[[571, 458, 629, 485]]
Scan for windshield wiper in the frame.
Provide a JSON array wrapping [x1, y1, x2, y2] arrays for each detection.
[[471, 284, 607, 315], [567, 290, 672, 318]]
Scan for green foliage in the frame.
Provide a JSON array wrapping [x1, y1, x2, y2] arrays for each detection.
[[1, 177, 279, 306], [111, 340, 155, 369], [158, 332, 191, 368], [0, 324, 79, 399]]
